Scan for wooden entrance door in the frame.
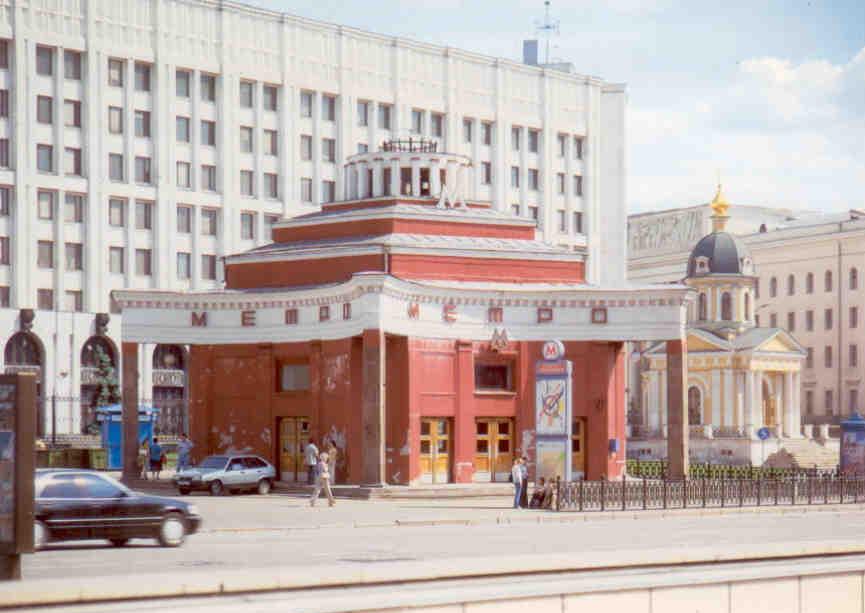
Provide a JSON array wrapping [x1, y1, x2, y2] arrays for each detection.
[[571, 417, 586, 479], [419, 418, 451, 484], [473, 418, 514, 482], [279, 417, 311, 482]]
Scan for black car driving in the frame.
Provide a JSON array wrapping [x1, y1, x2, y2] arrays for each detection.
[[34, 469, 202, 549]]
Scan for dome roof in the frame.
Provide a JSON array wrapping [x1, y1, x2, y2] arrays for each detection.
[[687, 231, 753, 277]]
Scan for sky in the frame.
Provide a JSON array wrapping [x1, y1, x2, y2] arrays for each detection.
[[248, 0, 865, 215]]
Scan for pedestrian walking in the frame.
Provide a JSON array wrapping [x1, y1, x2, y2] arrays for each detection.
[[149, 437, 164, 480], [304, 440, 319, 485], [519, 456, 529, 509], [310, 452, 335, 507], [511, 458, 522, 509], [138, 441, 149, 480], [176, 433, 194, 473], [325, 439, 338, 485]]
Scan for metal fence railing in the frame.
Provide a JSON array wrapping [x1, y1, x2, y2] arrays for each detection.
[[555, 474, 865, 512], [626, 459, 840, 481]]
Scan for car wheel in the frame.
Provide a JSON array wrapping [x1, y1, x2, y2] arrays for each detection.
[[209, 480, 224, 496], [257, 479, 272, 495], [178, 488, 191, 496], [34, 520, 48, 551], [110, 538, 129, 547], [157, 513, 186, 547]]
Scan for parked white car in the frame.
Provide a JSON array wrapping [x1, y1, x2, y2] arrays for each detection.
[[173, 454, 276, 496]]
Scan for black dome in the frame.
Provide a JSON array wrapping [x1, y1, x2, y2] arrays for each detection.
[[687, 232, 752, 277]]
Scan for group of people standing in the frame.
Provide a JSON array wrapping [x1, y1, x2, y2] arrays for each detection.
[[137, 433, 194, 481], [304, 438, 339, 507], [511, 457, 555, 510]]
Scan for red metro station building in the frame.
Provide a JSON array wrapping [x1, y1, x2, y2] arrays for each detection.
[[116, 141, 691, 486]]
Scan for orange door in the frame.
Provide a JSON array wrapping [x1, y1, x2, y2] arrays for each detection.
[[571, 417, 586, 479], [419, 418, 451, 484], [279, 417, 310, 482], [473, 419, 514, 482]]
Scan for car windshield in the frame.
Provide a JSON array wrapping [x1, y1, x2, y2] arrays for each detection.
[[198, 456, 228, 469]]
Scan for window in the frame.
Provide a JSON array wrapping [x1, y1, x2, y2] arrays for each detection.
[[176, 161, 191, 188], [37, 240, 54, 268], [851, 389, 860, 413], [65, 51, 82, 80], [463, 118, 473, 143], [134, 62, 151, 91], [806, 272, 814, 294], [0, 237, 7, 265], [36, 46, 54, 76], [851, 306, 859, 329], [200, 74, 216, 101], [572, 212, 583, 234], [241, 212, 255, 240], [37, 144, 53, 172], [0, 90, 7, 117], [557, 173, 565, 194], [201, 254, 217, 280], [264, 173, 278, 199], [557, 210, 566, 233], [300, 135, 312, 160], [37, 96, 53, 124], [176, 206, 192, 233], [263, 85, 278, 111], [0, 139, 7, 168], [300, 178, 313, 202], [64, 290, 83, 312], [300, 91, 313, 117], [787, 312, 796, 331], [264, 130, 278, 155], [240, 170, 254, 196], [134, 110, 151, 138], [528, 129, 539, 153], [825, 270, 833, 292], [721, 292, 732, 321], [825, 308, 833, 330], [321, 95, 336, 121], [280, 364, 311, 391], [431, 113, 443, 137], [511, 204, 521, 216], [0, 40, 6, 69], [851, 344, 859, 368], [482, 162, 492, 185], [176, 70, 190, 97], [0, 186, 8, 216], [201, 165, 216, 191], [107, 58, 123, 86], [176, 252, 191, 280], [109, 247, 124, 274], [201, 209, 217, 236], [557, 134, 567, 157], [321, 180, 336, 203], [134, 249, 152, 276], [0, 286, 7, 307], [529, 206, 538, 221], [574, 137, 584, 159], [755, 279, 760, 299], [787, 274, 795, 295], [825, 346, 833, 368], [108, 106, 123, 134], [37, 191, 54, 220], [805, 390, 814, 414], [322, 138, 336, 163], [239, 81, 254, 108], [240, 126, 253, 153], [65, 243, 83, 270], [511, 126, 521, 150], [474, 363, 512, 391], [37, 289, 54, 310], [64, 194, 83, 222], [135, 201, 152, 230], [528, 169, 539, 191], [64, 99, 81, 127], [769, 277, 778, 298], [769, 313, 777, 328], [64, 148, 82, 176], [108, 198, 125, 227], [134, 156, 152, 184], [698, 293, 708, 320], [825, 389, 834, 413], [573, 175, 583, 196], [356, 100, 370, 126], [806, 310, 814, 331], [851, 268, 859, 290], [201, 120, 216, 146], [378, 104, 392, 130], [806, 347, 813, 369], [411, 109, 423, 134], [510, 166, 520, 188]]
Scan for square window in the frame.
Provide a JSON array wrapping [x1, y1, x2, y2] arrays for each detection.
[[322, 138, 336, 163], [107, 58, 123, 86], [37, 289, 54, 310], [108, 198, 125, 227], [300, 91, 313, 118], [109, 246, 124, 274], [241, 212, 255, 240], [135, 200, 153, 230], [300, 135, 312, 160], [572, 211, 583, 234], [0, 40, 7, 69], [36, 46, 54, 76], [135, 248, 152, 276], [482, 122, 493, 145], [557, 134, 566, 157], [263, 85, 278, 111], [135, 156, 152, 184], [357, 101, 369, 127], [0, 237, 8, 265], [0, 286, 7, 307], [134, 62, 151, 91], [64, 148, 82, 176], [64, 99, 81, 127], [463, 118, 473, 143], [431, 113, 444, 138], [201, 165, 216, 191], [557, 173, 565, 194], [264, 173, 278, 199], [0, 140, 8, 168], [37, 96, 53, 124], [574, 136, 583, 159], [321, 95, 336, 121], [65, 51, 83, 80], [511, 126, 521, 150], [176, 252, 191, 280], [511, 204, 520, 216], [37, 144, 53, 172], [573, 175, 583, 196], [264, 130, 278, 155], [411, 109, 423, 134], [240, 126, 253, 153], [201, 120, 216, 146], [176, 206, 192, 233], [37, 191, 54, 220], [321, 180, 336, 203], [378, 104, 392, 130], [0, 90, 8, 117], [37, 240, 54, 268], [64, 194, 84, 223], [176, 161, 191, 188], [279, 364, 310, 391], [134, 110, 151, 138], [300, 178, 313, 202], [201, 209, 218, 236], [557, 210, 566, 233], [201, 254, 217, 280], [474, 363, 512, 391], [64, 290, 83, 312], [65, 242, 83, 271], [482, 162, 492, 185], [108, 106, 123, 134], [200, 74, 216, 101], [239, 81, 254, 108], [528, 168, 540, 191], [176, 70, 190, 97], [240, 170, 254, 196], [510, 166, 520, 188]]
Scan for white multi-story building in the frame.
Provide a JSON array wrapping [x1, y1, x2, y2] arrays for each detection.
[[0, 0, 627, 438]]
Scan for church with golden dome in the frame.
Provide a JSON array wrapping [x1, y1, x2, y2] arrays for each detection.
[[632, 187, 810, 465]]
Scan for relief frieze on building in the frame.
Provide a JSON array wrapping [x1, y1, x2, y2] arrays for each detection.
[[628, 208, 706, 255]]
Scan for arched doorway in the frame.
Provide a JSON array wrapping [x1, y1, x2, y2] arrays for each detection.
[[4, 332, 44, 436], [80, 336, 119, 434], [762, 378, 775, 427], [688, 386, 702, 425], [152, 344, 187, 436]]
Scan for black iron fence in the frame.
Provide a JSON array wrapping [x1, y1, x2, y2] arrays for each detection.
[[555, 474, 865, 512], [34, 395, 188, 439], [627, 459, 839, 480]]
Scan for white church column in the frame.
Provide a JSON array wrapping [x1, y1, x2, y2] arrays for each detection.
[[793, 371, 802, 437], [390, 158, 400, 197], [648, 371, 660, 432], [711, 370, 721, 426], [774, 373, 784, 436], [783, 371, 795, 437], [659, 368, 668, 438], [753, 371, 764, 434], [430, 158, 441, 197], [744, 370, 755, 439], [723, 368, 734, 427]]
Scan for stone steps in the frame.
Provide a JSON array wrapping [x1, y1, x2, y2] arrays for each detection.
[[764, 440, 839, 471]]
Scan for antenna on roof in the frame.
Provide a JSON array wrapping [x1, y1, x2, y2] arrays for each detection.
[[533, 1, 560, 65]]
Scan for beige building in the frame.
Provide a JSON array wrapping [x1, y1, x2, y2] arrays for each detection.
[[628, 198, 865, 427]]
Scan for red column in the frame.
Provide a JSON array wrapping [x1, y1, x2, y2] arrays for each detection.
[[666, 338, 689, 479], [361, 329, 385, 485], [121, 342, 139, 485], [453, 340, 475, 483]]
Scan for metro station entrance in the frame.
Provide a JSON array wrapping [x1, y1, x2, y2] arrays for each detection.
[[278, 416, 311, 482], [473, 418, 514, 482], [419, 418, 451, 484]]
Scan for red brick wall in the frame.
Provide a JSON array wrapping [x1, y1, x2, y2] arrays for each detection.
[[272, 218, 533, 243], [390, 254, 585, 284], [225, 254, 385, 289]]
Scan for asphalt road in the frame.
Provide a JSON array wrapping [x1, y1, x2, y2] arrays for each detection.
[[22, 492, 865, 582]]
